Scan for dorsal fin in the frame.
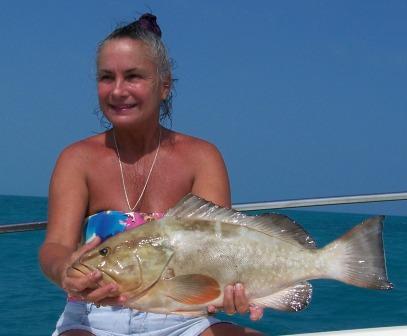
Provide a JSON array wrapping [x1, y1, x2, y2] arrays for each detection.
[[260, 213, 317, 248], [166, 194, 316, 249]]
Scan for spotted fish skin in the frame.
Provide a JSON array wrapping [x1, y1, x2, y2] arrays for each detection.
[[72, 194, 393, 316]]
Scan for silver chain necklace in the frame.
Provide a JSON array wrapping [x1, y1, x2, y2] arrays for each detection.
[[112, 128, 161, 212]]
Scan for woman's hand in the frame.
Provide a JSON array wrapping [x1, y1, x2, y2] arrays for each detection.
[[61, 237, 127, 306], [208, 283, 264, 321]]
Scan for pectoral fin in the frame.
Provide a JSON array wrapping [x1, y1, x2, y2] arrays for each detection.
[[252, 281, 313, 312], [158, 274, 221, 305]]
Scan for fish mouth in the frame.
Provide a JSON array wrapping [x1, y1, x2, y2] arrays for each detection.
[[71, 262, 94, 276], [71, 262, 117, 286]]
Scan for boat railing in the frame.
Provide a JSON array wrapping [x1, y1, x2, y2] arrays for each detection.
[[1, 191, 406, 234], [233, 191, 407, 211]]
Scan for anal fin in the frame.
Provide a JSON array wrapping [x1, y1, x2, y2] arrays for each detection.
[[252, 281, 313, 312]]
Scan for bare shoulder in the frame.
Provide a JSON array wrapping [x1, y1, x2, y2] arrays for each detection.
[[166, 130, 230, 207], [56, 133, 106, 169], [167, 131, 223, 162], [57, 133, 106, 163], [50, 132, 108, 204], [47, 133, 109, 244]]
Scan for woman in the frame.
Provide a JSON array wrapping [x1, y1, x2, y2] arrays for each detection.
[[39, 13, 263, 336]]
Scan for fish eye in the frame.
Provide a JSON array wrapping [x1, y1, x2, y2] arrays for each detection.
[[99, 247, 110, 256]]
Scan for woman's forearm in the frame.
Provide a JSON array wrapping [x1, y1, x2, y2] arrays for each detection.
[[39, 242, 74, 287]]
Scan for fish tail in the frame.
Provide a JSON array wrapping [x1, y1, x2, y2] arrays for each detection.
[[323, 216, 393, 290]]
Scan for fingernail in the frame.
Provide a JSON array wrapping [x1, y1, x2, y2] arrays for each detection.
[[254, 313, 263, 321], [226, 284, 234, 290], [235, 283, 243, 290], [207, 306, 215, 313], [92, 270, 101, 278]]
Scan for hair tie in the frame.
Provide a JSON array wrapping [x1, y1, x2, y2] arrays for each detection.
[[137, 13, 162, 38]]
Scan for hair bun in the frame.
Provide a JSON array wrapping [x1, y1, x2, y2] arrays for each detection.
[[137, 13, 162, 38]]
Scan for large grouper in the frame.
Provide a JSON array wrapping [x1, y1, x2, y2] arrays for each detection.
[[71, 194, 393, 315]]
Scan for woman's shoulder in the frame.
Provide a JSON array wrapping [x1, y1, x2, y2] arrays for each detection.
[[55, 132, 109, 168], [167, 130, 221, 156], [59, 133, 107, 157], [164, 130, 226, 173], [166, 130, 230, 207]]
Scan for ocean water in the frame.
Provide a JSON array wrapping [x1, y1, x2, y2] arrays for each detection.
[[0, 195, 406, 336]]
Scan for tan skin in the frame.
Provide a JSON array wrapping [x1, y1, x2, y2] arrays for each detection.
[[39, 38, 263, 335]]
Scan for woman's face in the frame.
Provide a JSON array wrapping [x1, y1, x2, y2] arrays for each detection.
[[97, 38, 169, 128]]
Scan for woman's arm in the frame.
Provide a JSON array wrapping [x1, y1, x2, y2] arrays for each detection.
[[190, 141, 231, 207], [39, 144, 123, 304], [39, 144, 89, 285]]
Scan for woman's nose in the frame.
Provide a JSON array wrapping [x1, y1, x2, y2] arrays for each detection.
[[112, 79, 128, 97]]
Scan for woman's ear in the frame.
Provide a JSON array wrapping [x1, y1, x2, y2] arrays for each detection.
[[161, 76, 171, 100]]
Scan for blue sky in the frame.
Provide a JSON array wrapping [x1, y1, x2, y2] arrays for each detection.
[[0, 1, 406, 215]]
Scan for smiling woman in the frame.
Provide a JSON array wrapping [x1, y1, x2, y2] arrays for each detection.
[[38, 12, 263, 336], [97, 38, 170, 129], [97, 13, 173, 124]]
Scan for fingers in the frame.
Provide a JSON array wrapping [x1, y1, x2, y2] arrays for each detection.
[[68, 285, 127, 307], [65, 272, 126, 306], [221, 283, 263, 321], [74, 236, 102, 261], [223, 285, 235, 315], [63, 270, 102, 295], [249, 304, 264, 321], [233, 283, 249, 314], [223, 283, 249, 315], [60, 237, 126, 307], [207, 305, 217, 314], [86, 283, 118, 304], [97, 294, 128, 307], [62, 238, 103, 295], [64, 236, 102, 281]]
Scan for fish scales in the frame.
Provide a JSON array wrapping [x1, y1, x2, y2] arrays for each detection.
[[71, 194, 393, 316], [160, 217, 317, 297]]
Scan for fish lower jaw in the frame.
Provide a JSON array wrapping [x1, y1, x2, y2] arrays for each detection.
[[71, 263, 93, 276], [71, 264, 117, 287]]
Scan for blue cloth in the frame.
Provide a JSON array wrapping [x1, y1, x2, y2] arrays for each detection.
[[85, 211, 128, 242], [84, 210, 164, 242], [52, 302, 220, 336]]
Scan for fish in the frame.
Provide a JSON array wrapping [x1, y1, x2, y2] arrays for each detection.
[[70, 194, 393, 316]]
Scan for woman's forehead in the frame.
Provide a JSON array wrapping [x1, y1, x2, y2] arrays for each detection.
[[97, 38, 155, 69]]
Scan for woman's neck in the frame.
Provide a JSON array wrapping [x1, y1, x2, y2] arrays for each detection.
[[109, 124, 162, 163]]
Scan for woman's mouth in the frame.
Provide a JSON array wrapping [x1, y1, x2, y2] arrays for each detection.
[[109, 103, 137, 113]]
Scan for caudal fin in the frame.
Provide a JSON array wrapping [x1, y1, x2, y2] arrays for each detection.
[[324, 216, 393, 290]]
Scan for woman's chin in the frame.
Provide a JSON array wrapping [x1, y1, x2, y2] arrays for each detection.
[[105, 113, 141, 127], [105, 111, 159, 129]]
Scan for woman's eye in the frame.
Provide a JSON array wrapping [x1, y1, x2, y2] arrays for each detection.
[[127, 74, 141, 81], [97, 74, 113, 82]]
